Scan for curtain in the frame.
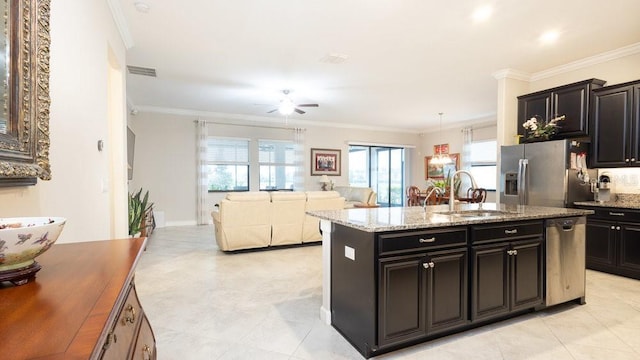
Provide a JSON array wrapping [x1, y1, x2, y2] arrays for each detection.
[[196, 119, 209, 225], [293, 128, 306, 191], [461, 127, 474, 192]]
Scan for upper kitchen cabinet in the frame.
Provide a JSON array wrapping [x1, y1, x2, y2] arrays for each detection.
[[518, 79, 606, 139], [591, 80, 640, 168]]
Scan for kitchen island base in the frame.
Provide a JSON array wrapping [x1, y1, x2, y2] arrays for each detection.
[[316, 206, 591, 359]]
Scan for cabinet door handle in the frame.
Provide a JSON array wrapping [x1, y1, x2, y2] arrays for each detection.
[[124, 304, 136, 324], [632, 158, 636, 162], [419, 237, 436, 243], [507, 250, 513, 255], [422, 262, 435, 269], [512, 249, 518, 255], [142, 344, 153, 360], [103, 332, 117, 350], [625, 158, 630, 162], [609, 212, 625, 217], [616, 226, 621, 231], [505, 229, 518, 235], [611, 226, 616, 230]]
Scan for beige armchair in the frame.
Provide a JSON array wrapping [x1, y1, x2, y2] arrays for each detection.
[[303, 191, 345, 242], [270, 192, 307, 246], [212, 192, 272, 251]]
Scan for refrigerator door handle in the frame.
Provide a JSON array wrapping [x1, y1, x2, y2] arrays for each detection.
[[518, 159, 529, 205]]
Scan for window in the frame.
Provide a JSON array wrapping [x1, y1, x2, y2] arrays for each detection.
[[348, 145, 405, 207], [259, 140, 296, 191], [348, 146, 370, 187], [468, 140, 497, 191], [206, 138, 249, 192]]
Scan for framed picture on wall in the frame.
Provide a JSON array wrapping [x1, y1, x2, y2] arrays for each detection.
[[311, 148, 341, 176], [424, 153, 459, 179]]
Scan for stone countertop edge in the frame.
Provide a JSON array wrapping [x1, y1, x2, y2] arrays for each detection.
[[307, 203, 594, 233], [574, 201, 640, 210]]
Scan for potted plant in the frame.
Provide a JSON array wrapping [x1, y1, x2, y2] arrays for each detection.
[[128, 188, 153, 236]]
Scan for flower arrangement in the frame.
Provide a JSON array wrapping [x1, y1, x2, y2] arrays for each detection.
[[522, 114, 565, 140]]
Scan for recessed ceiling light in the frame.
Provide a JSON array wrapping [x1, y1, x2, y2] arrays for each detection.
[[134, 1, 151, 13], [472, 5, 493, 22], [539, 30, 560, 44]]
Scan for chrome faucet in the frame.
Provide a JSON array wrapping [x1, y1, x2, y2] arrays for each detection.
[[449, 170, 478, 211], [422, 186, 444, 210]]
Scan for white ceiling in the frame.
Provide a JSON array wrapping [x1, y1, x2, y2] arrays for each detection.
[[119, 0, 640, 131]]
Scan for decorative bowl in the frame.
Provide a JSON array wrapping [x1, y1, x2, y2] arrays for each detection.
[[0, 217, 66, 285]]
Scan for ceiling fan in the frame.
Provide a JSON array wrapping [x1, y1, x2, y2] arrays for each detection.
[[267, 90, 319, 115]]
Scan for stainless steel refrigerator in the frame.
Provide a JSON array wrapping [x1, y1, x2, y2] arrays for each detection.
[[500, 139, 595, 207]]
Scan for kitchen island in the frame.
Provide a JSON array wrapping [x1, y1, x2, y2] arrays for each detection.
[[309, 203, 593, 358]]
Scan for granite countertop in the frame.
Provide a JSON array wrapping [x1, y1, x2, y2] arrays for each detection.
[[308, 203, 593, 232], [575, 194, 640, 210]]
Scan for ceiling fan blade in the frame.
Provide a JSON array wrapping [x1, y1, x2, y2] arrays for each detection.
[[296, 104, 319, 107], [294, 108, 306, 114], [267, 109, 278, 113]]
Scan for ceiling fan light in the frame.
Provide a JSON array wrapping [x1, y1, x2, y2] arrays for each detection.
[[278, 98, 295, 115]]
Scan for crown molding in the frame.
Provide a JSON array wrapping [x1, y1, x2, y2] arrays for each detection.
[[492, 68, 531, 81], [135, 105, 419, 134], [107, 0, 134, 49], [531, 42, 640, 81]]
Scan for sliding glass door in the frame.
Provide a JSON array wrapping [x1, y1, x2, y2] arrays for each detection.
[[348, 145, 404, 207]]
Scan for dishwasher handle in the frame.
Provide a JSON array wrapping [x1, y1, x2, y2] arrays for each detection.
[[561, 220, 575, 232], [547, 217, 586, 232]]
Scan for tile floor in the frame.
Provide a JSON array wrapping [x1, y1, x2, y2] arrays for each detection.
[[135, 225, 640, 360]]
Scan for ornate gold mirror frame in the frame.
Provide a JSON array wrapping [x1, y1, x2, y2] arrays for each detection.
[[0, 0, 51, 186]]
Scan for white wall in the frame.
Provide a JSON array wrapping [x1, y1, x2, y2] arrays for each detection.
[[129, 112, 421, 225], [128, 112, 198, 226], [0, 0, 127, 243]]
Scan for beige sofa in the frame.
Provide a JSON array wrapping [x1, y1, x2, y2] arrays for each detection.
[[212, 191, 345, 251], [333, 186, 377, 208]]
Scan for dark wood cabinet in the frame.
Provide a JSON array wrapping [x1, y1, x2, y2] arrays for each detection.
[[378, 236, 468, 346], [378, 248, 468, 346], [517, 79, 605, 139], [425, 249, 468, 334], [591, 80, 640, 167], [378, 254, 426, 346], [1, 238, 155, 360], [471, 222, 544, 322], [585, 219, 617, 267], [330, 219, 550, 358], [579, 206, 640, 280]]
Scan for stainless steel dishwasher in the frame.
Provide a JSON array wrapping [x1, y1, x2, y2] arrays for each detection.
[[545, 216, 587, 306]]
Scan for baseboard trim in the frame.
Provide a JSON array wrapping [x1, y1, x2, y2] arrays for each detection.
[[164, 220, 198, 227]]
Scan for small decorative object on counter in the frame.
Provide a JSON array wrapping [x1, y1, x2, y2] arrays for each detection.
[[0, 217, 66, 286], [522, 114, 565, 141]]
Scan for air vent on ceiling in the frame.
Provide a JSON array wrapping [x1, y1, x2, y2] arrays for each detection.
[[127, 65, 157, 77]]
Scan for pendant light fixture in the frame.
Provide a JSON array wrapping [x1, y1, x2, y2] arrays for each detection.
[[432, 112, 452, 164]]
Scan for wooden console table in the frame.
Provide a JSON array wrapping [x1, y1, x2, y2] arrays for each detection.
[[0, 238, 156, 359]]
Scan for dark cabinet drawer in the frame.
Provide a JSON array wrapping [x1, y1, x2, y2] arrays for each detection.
[[379, 228, 467, 255], [471, 221, 543, 244], [588, 208, 640, 222]]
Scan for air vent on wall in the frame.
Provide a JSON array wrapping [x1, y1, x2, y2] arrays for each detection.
[[127, 65, 157, 77]]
